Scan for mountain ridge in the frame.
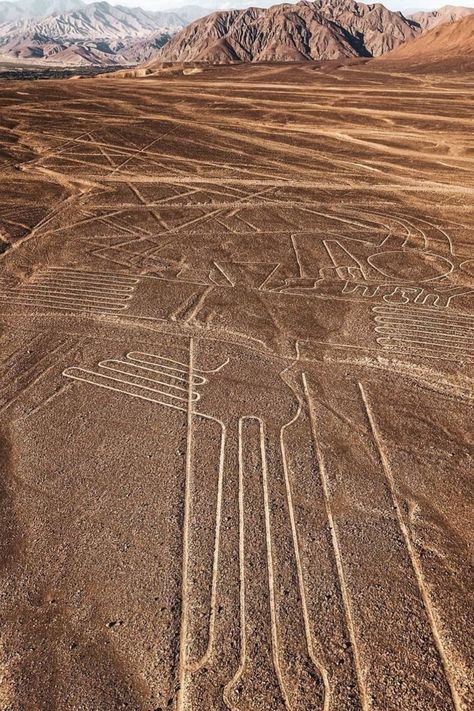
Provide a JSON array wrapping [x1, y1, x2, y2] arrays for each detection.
[[155, 0, 422, 64], [1, 1, 473, 68], [0, 0, 187, 65]]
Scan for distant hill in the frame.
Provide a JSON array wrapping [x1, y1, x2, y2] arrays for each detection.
[[0, 0, 84, 24], [0, 1, 187, 65], [374, 13, 474, 72], [409, 4, 474, 32], [155, 0, 422, 64]]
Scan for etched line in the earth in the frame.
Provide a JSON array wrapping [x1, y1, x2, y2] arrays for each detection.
[[393, 212, 454, 255], [128, 351, 229, 375], [303, 373, 368, 711], [7, 280, 132, 300], [128, 182, 174, 232], [212, 262, 235, 287], [177, 337, 195, 711], [0, 293, 129, 310], [35, 274, 138, 290], [182, 286, 214, 323], [259, 416, 292, 709], [259, 264, 281, 291], [359, 383, 461, 711], [233, 213, 260, 232], [373, 305, 474, 323], [375, 326, 474, 344], [170, 290, 207, 323], [374, 315, 474, 334], [106, 128, 180, 177], [223, 417, 247, 708], [373, 308, 474, 325], [290, 234, 306, 278], [63, 367, 189, 412], [96, 214, 155, 238], [374, 319, 474, 338], [376, 342, 474, 362], [0, 333, 44, 379], [29, 280, 136, 295], [377, 336, 473, 353], [0, 297, 128, 314], [374, 319, 474, 337], [12, 287, 133, 305], [97, 360, 200, 400], [125, 352, 199, 377], [223, 415, 292, 709], [0, 268, 138, 313], [21, 382, 74, 421], [186, 417, 227, 672], [46, 268, 138, 284], [106, 357, 203, 386], [0, 336, 67, 399], [280, 406, 330, 710], [0, 338, 75, 415]]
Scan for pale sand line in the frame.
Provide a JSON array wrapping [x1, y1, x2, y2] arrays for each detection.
[[280, 406, 330, 711], [97, 361, 200, 400], [290, 235, 305, 278], [177, 337, 195, 711], [223, 416, 248, 709], [303, 373, 369, 711], [10, 284, 133, 305], [0, 339, 75, 416], [0, 294, 129, 310], [375, 323, 474, 339], [374, 317, 474, 333], [28, 282, 135, 295], [224, 417, 291, 709], [377, 336, 473, 354], [259, 417, 292, 709], [0, 298, 128, 314], [359, 382, 461, 711], [186, 417, 227, 672]]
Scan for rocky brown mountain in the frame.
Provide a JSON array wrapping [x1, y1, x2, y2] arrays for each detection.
[[156, 0, 422, 63]]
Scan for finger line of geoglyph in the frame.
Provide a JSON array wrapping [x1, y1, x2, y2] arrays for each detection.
[[0, 295, 129, 312], [63, 367, 191, 410], [303, 373, 369, 711], [10, 287, 133, 305], [373, 305, 474, 324], [374, 315, 474, 333], [281, 405, 331, 710], [47, 267, 138, 284], [31, 279, 136, 294], [375, 325, 474, 343], [98, 360, 200, 397]]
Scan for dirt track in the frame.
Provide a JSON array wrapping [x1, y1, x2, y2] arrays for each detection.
[[0, 63, 473, 711]]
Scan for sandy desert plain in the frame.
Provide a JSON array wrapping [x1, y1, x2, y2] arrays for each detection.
[[0, 61, 473, 710]]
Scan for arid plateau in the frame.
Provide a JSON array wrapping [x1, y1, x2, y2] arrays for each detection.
[[0, 61, 473, 710]]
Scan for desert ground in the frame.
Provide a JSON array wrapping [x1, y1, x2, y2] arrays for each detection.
[[0, 62, 473, 710]]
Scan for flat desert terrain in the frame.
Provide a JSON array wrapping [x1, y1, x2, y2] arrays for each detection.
[[0, 63, 473, 710]]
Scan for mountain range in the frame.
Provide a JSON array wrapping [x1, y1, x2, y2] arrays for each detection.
[[0, 1, 190, 64], [156, 1, 474, 63], [0, 1, 473, 67]]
